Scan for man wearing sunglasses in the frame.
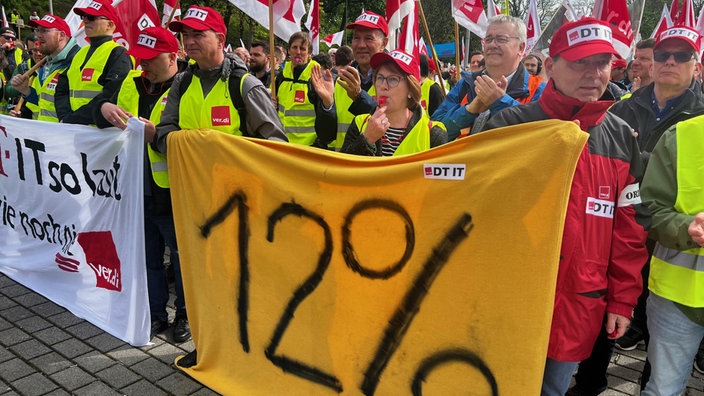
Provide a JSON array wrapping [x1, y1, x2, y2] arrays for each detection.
[[0, 27, 27, 103], [432, 15, 546, 140], [54, 0, 132, 125]]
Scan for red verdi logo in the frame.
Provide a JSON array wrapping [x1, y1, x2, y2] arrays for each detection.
[[211, 106, 231, 126], [81, 68, 95, 82]]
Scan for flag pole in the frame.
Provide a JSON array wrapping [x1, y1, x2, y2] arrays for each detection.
[[417, 0, 446, 96], [268, 0, 276, 100], [454, 23, 460, 75]]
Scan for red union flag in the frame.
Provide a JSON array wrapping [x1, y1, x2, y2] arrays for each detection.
[[525, 0, 541, 51], [230, 0, 305, 41], [592, 0, 634, 58], [322, 31, 343, 47], [162, 0, 181, 27], [304, 0, 319, 54], [452, 0, 488, 37]]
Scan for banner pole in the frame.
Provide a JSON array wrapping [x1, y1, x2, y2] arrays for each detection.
[[454, 23, 460, 75], [417, 0, 446, 97], [268, 0, 276, 101]]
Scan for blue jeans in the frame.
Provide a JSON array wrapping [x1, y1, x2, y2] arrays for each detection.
[[642, 292, 704, 396], [145, 213, 185, 321], [541, 358, 578, 396]]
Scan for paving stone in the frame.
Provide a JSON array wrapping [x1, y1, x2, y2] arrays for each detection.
[[15, 316, 52, 333], [107, 345, 149, 366], [33, 327, 72, 346], [120, 379, 168, 396], [130, 358, 174, 382], [0, 328, 31, 347], [2, 284, 31, 298], [0, 275, 16, 288], [190, 387, 221, 396], [0, 317, 11, 331], [95, 364, 140, 389], [0, 305, 35, 322], [74, 350, 116, 372], [50, 366, 95, 391], [156, 372, 203, 396], [149, 342, 184, 365], [0, 297, 16, 311], [64, 321, 103, 340], [13, 292, 48, 308], [42, 389, 71, 396], [46, 311, 83, 328], [0, 346, 13, 363], [84, 332, 125, 353], [0, 358, 35, 382], [29, 352, 73, 375], [52, 338, 93, 359], [72, 381, 122, 396], [9, 339, 52, 360], [30, 302, 66, 317], [10, 372, 57, 396]]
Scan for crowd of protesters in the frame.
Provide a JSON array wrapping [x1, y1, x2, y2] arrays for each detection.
[[4, 3, 704, 395]]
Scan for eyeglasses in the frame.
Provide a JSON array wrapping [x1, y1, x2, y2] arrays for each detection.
[[81, 15, 108, 22], [35, 27, 58, 34], [1, 35, 16, 41], [375, 74, 403, 88], [482, 35, 519, 45], [653, 51, 695, 63]]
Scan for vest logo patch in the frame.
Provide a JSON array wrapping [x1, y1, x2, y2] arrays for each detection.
[[82, 68, 95, 81], [586, 197, 615, 218], [421, 99, 427, 109], [295, 90, 305, 103], [598, 186, 611, 199], [211, 106, 231, 126], [423, 164, 466, 180]]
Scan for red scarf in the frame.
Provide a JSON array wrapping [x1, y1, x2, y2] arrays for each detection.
[[538, 80, 614, 132]]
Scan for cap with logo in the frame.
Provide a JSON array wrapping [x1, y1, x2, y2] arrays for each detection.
[[371, 49, 420, 80], [169, 6, 227, 35], [550, 17, 620, 62], [127, 27, 178, 60], [73, 0, 120, 24], [29, 14, 71, 36], [655, 25, 701, 53], [346, 11, 388, 36]]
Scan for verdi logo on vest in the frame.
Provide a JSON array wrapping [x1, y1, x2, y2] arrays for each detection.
[[211, 106, 231, 126], [82, 68, 95, 82], [47, 74, 59, 90], [295, 90, 305, 103]]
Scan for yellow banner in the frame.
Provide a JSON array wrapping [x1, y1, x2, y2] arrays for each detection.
[[167, 120, 587, 395]]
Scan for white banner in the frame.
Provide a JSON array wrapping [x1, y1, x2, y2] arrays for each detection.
[[0, 116, 149, 346]]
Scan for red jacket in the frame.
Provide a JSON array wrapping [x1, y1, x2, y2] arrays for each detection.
[[485, 81, 649, 361]]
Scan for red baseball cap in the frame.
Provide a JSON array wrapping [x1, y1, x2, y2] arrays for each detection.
[[550, 17, 620, 61], [73, 0, 120, 24], [346, 11, 388, 36], [29, 14, 71, 36], [655, 25, 701, 53], [611, 58, 627, 69], [127, 27, 178, 60], [371, 49, 420, 80], [169, 6, 226, 35]]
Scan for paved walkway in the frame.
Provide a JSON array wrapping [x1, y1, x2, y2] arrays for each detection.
[[1, 271, 704, 395]]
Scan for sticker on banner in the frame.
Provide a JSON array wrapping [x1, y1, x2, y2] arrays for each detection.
[[423, 164, 466, 180]]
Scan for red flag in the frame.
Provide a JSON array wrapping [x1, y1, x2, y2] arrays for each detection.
[[593, 0, 634, 59], [678, 0, 695, 27], [652, 4, 674, 38], [322, 31, 343, 47], [162, 0, 181, 27], [230, 0, 305, 41], [304, 0, 319, 54], [670, 0, 680, 22], [398, 1, 419, 60], [487, 0, 501, 19], [452, 0, 488, 38], [115, 0, 160, 49], [525, 0, 541, 52]]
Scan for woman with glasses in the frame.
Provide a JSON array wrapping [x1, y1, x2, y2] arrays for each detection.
[[341, 49, 447, 156]]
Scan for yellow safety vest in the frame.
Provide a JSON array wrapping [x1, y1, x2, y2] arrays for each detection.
[[277, 60, 318, 145], [23, 76, 39, 117], [66, 40, 120, 111], [117, 70, 171, 188], [420, 78, 437, 112], [35, 68, 65, 122], [332, 81, 376, 151], [352, 110, 442, 156], [179, 73, 243, 135], [649, 116, 704, 307]]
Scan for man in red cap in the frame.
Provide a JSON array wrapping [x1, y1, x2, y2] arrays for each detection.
[[11, 14, 80, 122], [482, 17, 648, 395], [568, 25, 704, 396], [91, 26, 191, 343], [610, 58, 628, 86], [54, 0, 133, 125], [155, 5, 286, 153]]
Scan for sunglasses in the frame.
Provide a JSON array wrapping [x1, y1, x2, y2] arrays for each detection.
[[653, 51, 695, 63], [1, 35, 16, 41], [81, 15, 108, 22]]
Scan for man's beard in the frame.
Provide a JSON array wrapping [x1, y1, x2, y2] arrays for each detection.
[[249, 63, 265, 73]]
